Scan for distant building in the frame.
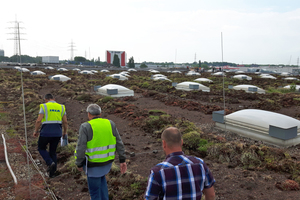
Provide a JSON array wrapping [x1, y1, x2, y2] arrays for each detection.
[[42, 56, 59, 64], [106, 50, 126, 67], [0, 49, 4, 57]]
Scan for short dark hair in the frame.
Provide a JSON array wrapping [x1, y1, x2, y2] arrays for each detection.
[[44, 94, 54, 100], [161, 127, 182, 148]]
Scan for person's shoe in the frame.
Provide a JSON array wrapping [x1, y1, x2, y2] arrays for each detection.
[[47, 162, 55, 177], [49, 170, 61, 178]]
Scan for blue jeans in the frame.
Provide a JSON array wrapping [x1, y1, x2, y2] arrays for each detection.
[[38, 136, 60, 170], [87, 176, 109, 200]]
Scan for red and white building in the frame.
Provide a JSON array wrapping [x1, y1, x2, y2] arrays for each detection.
[[106, 50, 127, 67]]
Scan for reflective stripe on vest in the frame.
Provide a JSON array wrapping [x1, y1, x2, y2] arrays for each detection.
[[85, 118, 116, 163], [41, 102, 65, 124]]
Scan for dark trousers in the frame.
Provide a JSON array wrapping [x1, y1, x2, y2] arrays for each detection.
[[38, 136, 60, 170]]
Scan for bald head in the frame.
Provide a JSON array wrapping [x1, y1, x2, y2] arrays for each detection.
[[161, 127, 182, 148]]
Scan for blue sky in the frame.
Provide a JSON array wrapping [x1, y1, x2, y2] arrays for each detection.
[[0, 0, 299, 65]]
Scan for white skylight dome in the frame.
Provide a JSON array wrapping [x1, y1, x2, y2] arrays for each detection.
[[14, 66, 21, 70], [233, 75, 252, 80], [18, 68, 30, 72], [101, 69, 110, 73], [31, 70, 46, 75], [284, 85, 300, 90], [260, 74, 276, 79], [194, 78, 213, 83], [119, 72, 130, 77], [79, 70, 94, 74], [150, 70, 160, 73], [108, 74, 128, 80], [50, 74, 71, 82], [233, 84, 265, 94], [152, 74, 167, 78], [153, 77, 172, 82], [57, 68, 68, 71], [128, 68, 137, 72], [172, 70, 182, 74], [212, 72, 225, 76], [214, 109, 300, 147], [280, 72, 290, 76], [91, 70, 98, 73], [283, 77, 299, 81], [175, 81, 210, 92], [96, 84, 134, 97], [186, 71, 200, 76], [73, 68, 81, 71], [45, 66, 54, 70]]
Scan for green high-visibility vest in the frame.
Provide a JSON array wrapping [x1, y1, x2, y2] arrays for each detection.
[[85, 118, 116, 163], [40, 102, 65, 124]]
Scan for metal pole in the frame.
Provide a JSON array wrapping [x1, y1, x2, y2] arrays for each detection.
[[18, 22, 32, 199]]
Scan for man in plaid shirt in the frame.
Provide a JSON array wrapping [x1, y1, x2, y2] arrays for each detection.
[[145, 127, 215, 200]]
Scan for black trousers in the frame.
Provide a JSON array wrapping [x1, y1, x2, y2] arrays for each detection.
[[38, 136, 60, 170]]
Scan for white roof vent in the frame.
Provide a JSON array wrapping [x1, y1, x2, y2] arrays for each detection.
[[215, 109, 300, 147], [233, 85, 265, 94], [96, 84, 134, 97], [175, 81, 210, 92]]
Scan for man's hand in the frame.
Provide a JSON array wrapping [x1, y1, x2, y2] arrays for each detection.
[[33, 131, 39, 137], [120, 162, 127, 174]]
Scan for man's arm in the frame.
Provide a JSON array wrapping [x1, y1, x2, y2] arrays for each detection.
[[203, 186, 215, 200], [33, 114, 44, 137], [110, 120, 127, 174], [62, 115, 68, 137], [75, 124, 88, 168]]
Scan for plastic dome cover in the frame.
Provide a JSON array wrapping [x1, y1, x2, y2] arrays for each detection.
[[175, 81, 210, 92], [233, 75, 252, 80], [233, 84, 265, 94], [97, 84, 134, 97], [284, 85, 300, 90], [91, 70, 98, 73], [31, 70, 46, 75], [119, 72, 130, 77], [101, 69, 110, 72], [212, 72, 225, 76], [283, 77, 299, 81], [186, 71, 200, 76], [194, 78, 213, 82], [261, 75, 276, 79], [57, 68, 68, 71], [226, 109, 300, 132], [80, 70, 93, 74], [19, 68, 30, 72], [150, 70, 160, 73], [280, 72, 290, 76], [108, 74, 128, 80], [45, 66, 54, 70], [153, 77, 171, 82], [153, 74, 167, 78], [172, 70, 181, 73], [14, 66, 21, 70], [128, 69, 137, 72], [51, 74, 71, 82], [73, 68, 81, 71]]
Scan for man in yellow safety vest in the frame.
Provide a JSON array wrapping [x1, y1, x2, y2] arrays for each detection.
[[33, 93, 68, 178], [75, 104, 127, 200]]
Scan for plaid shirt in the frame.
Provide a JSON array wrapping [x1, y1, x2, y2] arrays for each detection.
[[145, 151, 215, 200]]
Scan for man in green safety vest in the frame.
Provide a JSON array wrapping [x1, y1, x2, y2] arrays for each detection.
[[33, 93, 68, 178], [75, 104, 127, 200]]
